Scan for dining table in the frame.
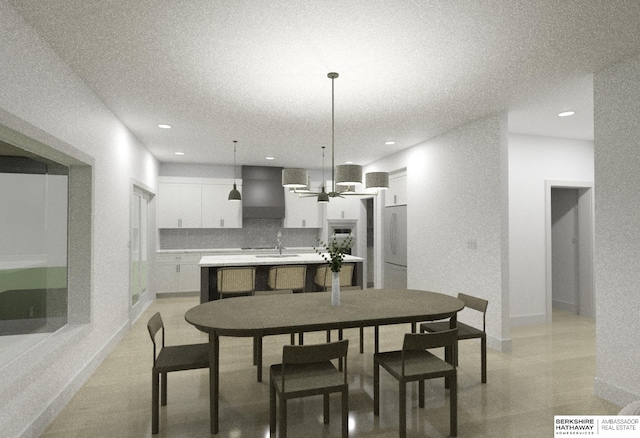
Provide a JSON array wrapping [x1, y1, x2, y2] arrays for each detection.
[[185, 288, 465, 434]]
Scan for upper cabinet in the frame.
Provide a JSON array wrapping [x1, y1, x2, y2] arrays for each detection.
[[158, 182, 202, 228], [325, 181, 361, 220], [386, 171, 407, 206], [158, 177, 241, 229], [201, 183, 242, 228], [284, 182, 321, 228]]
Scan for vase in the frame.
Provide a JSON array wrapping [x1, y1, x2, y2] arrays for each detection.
[[331, 271, 341, 306]]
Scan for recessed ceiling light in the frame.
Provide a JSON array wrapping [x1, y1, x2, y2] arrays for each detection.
[[158, 124, 172, 129], [385, 141, 396, 145], [174, 151, 184, 155], [266, 156, 275, 160], [558, 111, 575, 117], [345, 161, 354, 164]]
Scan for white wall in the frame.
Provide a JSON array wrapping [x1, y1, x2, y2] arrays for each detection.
[[508, 134, 594, 326], [0, 1, 159, 436], [367, 114, 511, 352], [593, 55, 640, 406]]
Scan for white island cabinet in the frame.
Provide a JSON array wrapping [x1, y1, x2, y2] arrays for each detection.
[[156, 252, 201, 294]]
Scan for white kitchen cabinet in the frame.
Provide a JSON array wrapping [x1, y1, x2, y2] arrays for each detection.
[[156, 253, 201, 293], [386, 171, 407, 206], [201, 184, 242, 228], [158, 182, 202, 228], [325, 181, 361, 220], [284, 183, 321, 228]]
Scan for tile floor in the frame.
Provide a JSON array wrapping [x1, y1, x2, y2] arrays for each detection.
[[41, 296, 619, 437]]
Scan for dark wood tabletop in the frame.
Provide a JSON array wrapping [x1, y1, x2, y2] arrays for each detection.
[[186, 288, 465, 336], [184, 288, 465, 434]]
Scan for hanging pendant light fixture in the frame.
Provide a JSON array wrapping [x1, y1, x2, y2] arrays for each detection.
[[228, 140, 242, 202], [282, 72, 388, 201]]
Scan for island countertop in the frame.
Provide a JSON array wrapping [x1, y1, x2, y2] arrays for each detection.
[[199, 253, 364, 302], [199, 253, 363, 267]]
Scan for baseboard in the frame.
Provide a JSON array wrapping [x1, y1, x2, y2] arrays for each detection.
[[552, 299, 578, 314], [510, 313, 547, 327], [19, 321, 129, 438], [487, 334, 512, 353], [594, 377, 640, 408], [157, 291, 199, 298]]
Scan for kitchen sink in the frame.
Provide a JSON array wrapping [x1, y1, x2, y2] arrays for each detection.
[[254, 254, 299, 258]]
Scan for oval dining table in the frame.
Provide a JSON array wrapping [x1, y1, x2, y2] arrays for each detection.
[[185, 288, 465, 434]]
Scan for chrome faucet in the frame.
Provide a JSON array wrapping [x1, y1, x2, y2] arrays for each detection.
[[277, 231, 283, 256]]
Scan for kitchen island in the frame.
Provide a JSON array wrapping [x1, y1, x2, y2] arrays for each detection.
[[199, 253, 364, 302]]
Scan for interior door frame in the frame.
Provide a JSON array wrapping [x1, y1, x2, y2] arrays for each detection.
[[545, 180, 595, 323]]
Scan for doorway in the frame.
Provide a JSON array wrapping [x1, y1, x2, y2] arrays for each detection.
[[546, 182, 594, 322]]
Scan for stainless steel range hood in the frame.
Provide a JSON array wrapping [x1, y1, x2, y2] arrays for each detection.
[[241, 165, 285, 219]]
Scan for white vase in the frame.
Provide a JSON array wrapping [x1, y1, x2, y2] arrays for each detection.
[[331, 271, 341, 306]]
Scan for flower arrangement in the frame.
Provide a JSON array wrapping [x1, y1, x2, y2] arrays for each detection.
[[315, 234, 353, 272]]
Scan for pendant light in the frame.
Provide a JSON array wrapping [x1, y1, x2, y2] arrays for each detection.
[[228, 140, 242, 202], [318, 146, 329, 203], [282, 72, 389, 201]]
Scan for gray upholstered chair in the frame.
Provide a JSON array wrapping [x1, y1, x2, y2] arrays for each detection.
[[270, 339, 349, 438], [268, 265, 307, 293], [217, 266, 256, 298], [420, 292, 488, 383], [374, 329, 458, 438], [147, 312, 209, 434]]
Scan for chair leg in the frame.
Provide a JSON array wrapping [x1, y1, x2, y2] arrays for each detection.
[[419, 379, 425, 408], [373, 361, 380, 416], [299, 332, 304, 345], [323, 393, 330, 424], [152, 370, 159, 435], [450, 372, 458, 437], [481, 335, 487, 383], [290, 333, 295, 345], [342, 387, 349, 438], [359, 326, 364, 354], [161, 372, 167, 406], [269, 379, 276, 436], [399, 381, 407, 438], [279, 397, 287, 438]]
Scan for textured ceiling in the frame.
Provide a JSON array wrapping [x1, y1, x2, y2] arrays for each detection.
[[7, 0, 640, 168]]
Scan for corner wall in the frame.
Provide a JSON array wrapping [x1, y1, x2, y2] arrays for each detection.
[[366, 114, 511, 352], [0, 1, 159, 436], [593, 55, 640, 406]]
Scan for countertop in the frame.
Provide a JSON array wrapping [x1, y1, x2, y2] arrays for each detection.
[[199, 253, 363, 267], [157, 247, 318, 255]]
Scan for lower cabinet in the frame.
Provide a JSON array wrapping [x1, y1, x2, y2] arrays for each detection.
[[156, 253, 201, 294]]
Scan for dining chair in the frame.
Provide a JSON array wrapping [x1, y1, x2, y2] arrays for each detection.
[[270, 339, 350, 438], [147, 312, 209, 434], [217, 266, 256, 298], [420, 292, 488, 383], [267, 264, 307, 293], [374, 329, 458, 438], [313, 263, 356, 291]]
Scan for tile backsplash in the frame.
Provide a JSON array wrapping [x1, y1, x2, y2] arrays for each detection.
[[159, 219, 321, 250]]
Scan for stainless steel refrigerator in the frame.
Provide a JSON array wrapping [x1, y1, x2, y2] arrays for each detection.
[[384, 205, 407, 289]]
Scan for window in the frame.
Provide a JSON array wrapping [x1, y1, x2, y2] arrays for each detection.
[[0, 149, 68, 336]]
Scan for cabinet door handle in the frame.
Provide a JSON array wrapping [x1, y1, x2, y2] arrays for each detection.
[[302, 219, 306, 227], [220, 219, 224, 227], [176, 264, 180, 273], [341, 211, 345, 219], [178, 218, 183, 228]]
